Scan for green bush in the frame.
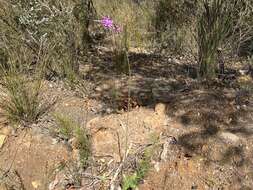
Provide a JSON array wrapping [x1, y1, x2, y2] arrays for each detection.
[[122, 158, 150, 190], [122, 146, 154, 190]]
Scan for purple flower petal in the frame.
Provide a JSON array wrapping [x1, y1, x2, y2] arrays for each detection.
[[101, 16, 114, 29]]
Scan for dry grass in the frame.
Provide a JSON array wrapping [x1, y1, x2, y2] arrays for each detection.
[[0, 74, 48, 126]]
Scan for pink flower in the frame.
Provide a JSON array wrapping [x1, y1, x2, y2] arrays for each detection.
[[100, 16, 122, 33], [101, 16, 113, 29]]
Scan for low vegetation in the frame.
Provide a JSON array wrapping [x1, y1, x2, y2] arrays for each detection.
[[0, 0, 252, 189], [0, 72, 48, 125], [54, 113, 91, 167]]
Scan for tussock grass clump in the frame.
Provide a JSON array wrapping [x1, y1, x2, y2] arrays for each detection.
[[0, 73, 48, 125], [197, 0, 235, 78], [75, 127, 91, 167], [54, 114, 91, 167], [54, 113, 76, 139]]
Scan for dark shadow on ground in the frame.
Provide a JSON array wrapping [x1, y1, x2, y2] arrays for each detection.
[[81, 50, 253, 172], [83, 50, 243, 111]]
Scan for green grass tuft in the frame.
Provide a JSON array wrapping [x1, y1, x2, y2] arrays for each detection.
[[0, 73, 49, 126]]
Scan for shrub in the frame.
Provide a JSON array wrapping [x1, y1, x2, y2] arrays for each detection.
[[0, 26, 50, 126], [230, 0, 253, 56], [153, 0, 197, 53], [154, 0, 197, 31], [0, 0, 96, 82], [197, 0, 235, 78]]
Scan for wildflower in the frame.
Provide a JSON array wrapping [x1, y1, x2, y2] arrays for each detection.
[[101, 16, 114, 29], [100, 16, 122, 33]]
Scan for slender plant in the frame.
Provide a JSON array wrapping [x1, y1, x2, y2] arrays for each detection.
[[197, 0, 235, 78]]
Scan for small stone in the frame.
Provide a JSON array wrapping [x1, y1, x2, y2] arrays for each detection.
[[106, 108, 113, 114], [95, 86, 102, 92], [69, 137, 79, 149], [155, 103, 166, 116], [154, 162, 160, 172], [0, 126, 11, 136], [172, 58, 180, 64], [51, 138, 58, 145], [219, 132, 240, 144], [100, 158, 106, 163], [32, 180, 41, 189], [0, 135, 6, 149]]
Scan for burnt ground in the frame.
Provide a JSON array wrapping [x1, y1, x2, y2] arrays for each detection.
[[0, 49, 253, 190]]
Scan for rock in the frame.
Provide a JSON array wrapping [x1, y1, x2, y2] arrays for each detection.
[[155, 103, 166, 116], [154, 162, 160, 172], [51, 138, 59, 145], [0, 129, 72, 190], [160, 136, 179, 162], [219, 132, 240, 144], [223, 89, 236, 99]]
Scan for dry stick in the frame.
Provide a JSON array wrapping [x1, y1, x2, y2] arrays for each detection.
[[82, 100, 97, 190], [14, 170, 26, 190], [110, 27, 132, 190], [110, 143, 132, 190], [116, 131, 123, 163], [125, 42, 131, 160]]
